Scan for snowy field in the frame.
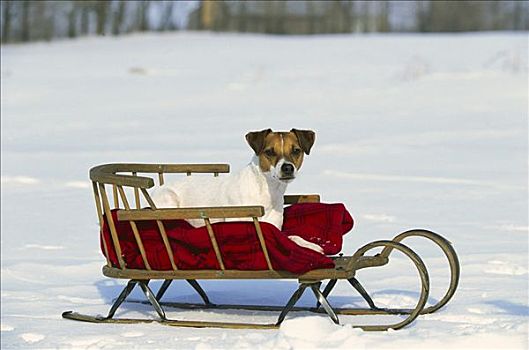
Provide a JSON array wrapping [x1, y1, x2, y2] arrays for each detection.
[[1, 31, 528, 349]]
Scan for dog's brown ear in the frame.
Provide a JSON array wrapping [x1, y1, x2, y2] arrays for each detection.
[[245, 129, 272, 155], [291, 128, 315, 155]]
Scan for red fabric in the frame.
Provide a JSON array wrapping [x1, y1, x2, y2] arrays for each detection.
[[101, 203, 354, 274], [282, 203, 353, 255]]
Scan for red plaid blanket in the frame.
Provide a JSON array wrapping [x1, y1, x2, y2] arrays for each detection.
[[101, 203, 353, 274]]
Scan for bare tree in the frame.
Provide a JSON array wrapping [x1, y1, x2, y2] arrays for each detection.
[[361, 1, 370, 33], [237, 1, 247, 32], [68, 2, 78, 38], [95, 1, 109, 35], [80, 2, 90, 35], [342, 1, 354, 33], [40, 1, 55, 40], [158, 1, 175, 31], [415, 0, 431, 32], [377, 1, 390, 32], [1, 0, 13, 43], [21, 0, 31, 41], [326, 1, 340, 33], [112, 0, 127, 35], [513, 0, 526, 30], [264, 1, 275, 34], [137, 0, 150, 32]]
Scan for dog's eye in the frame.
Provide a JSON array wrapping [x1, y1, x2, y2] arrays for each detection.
[[292, 148, 302, 156], [264, 149, 275, 157]]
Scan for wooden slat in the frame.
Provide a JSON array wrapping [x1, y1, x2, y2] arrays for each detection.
[[158, 173, 164, 186], [113, 185, 119, 208], [204, 218, 225, 270], [117, 186, 151, 270], [253, 218, 273, 270], [92, 182, 111, 267], [99, 183, 126, 269], [133, 172, 140, 209], [284, 194, 321, 204], [90, 164, 230, 188], [141, 188, 178, 271], [117, 163, 230, 174], [101, 254, 379, 280], [93, 172, 154, 189], [117, 206, 265, 221], [101, 256, 387, 280]]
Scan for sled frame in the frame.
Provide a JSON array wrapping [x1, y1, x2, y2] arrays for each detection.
[[62, 163, 460, 330]]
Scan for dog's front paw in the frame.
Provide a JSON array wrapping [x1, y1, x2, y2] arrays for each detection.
[[288, 235, 324, 254]]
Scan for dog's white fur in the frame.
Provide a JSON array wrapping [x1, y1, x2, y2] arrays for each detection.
[[151, 135, 323, 254], [152, 155, 288, 229]]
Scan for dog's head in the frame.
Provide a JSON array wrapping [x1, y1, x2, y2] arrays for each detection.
[[245, 128, 315, 183]]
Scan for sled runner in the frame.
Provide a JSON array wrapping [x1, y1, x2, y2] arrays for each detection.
[[62, 163, 460, 330]]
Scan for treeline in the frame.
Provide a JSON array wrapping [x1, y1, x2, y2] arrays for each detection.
[[1, 1, 528, 44], [1, 0, 188, 43], [192, 0, 529, 34], [415, 0, 528, 32]]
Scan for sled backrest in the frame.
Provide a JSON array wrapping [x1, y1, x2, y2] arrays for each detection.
[[90, 163, 320, 275]]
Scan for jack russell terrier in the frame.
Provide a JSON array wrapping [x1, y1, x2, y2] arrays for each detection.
[[151, 128, 323, 253]]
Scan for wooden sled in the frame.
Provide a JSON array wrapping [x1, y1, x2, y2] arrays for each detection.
[[62, 163, 460, 331]]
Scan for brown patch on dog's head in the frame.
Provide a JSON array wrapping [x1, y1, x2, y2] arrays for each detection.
[[245, 128, 272, 156], [245, 129, 316, 180], [290, 128, 315, 155]]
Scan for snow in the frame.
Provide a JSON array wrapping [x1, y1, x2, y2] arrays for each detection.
[[1, 31, 528, 349]]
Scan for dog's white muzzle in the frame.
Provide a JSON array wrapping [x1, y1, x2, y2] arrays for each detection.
[[272, 159, 297, 183]]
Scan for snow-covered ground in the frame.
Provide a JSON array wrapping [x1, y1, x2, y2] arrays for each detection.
[[1, 32, 528, 349]]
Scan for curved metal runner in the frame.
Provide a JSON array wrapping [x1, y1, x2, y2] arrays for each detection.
[[387, 229, 460, 314], [62, 236, 449, 331]]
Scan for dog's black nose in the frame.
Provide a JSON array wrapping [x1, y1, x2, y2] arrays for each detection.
[[281, 163, 295, 176]]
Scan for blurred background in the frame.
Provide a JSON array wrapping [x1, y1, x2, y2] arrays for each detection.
[[1, 0, 529, 43]]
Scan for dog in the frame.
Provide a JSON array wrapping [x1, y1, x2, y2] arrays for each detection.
[[151, 128, 323, 253]]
